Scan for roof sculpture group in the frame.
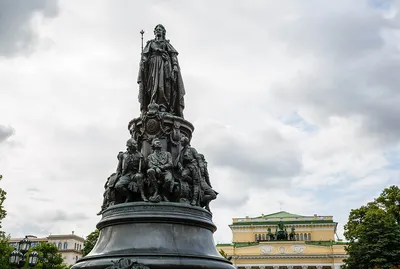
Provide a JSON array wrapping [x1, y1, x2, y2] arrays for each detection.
[[97, 24, 218, 215]]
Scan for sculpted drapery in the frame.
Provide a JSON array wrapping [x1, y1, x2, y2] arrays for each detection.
[[137, 24, 185, 117]]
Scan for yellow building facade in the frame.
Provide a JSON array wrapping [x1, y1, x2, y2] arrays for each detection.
[[217, 211, 348, 269]]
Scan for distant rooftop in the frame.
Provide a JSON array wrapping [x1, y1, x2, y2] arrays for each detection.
[[231, 211, 335, 226], [9, 232, 85, 243]]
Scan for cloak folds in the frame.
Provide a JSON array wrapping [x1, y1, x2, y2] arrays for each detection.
[[138, 39, 185, 117]]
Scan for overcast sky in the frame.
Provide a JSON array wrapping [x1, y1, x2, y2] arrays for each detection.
[[0, 0, 399, 243]]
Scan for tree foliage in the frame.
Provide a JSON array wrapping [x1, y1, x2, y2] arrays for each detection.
[[25, 242, 70, 269], [82, 229, 99, 256], [0, 174, 7, 233], [0, 175, 13, 269], [0, 234, 13, 269], [343, 185, 400, 269]]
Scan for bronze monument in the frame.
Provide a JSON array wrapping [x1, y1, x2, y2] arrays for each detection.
[[72, 25, 231, 269]]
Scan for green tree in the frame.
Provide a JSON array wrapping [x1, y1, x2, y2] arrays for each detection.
[[343, 185, 400, 269], [25, 242, 70, 269], [0, 175, 13, 269], [0, 175, 6, 232], [0, 234, 13, 269], [82, 229, 99, 256]]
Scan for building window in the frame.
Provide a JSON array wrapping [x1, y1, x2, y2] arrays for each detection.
[[308, 233, 311, 240], [74, 243, 77, 250], [64, 242, 68, 249], [58, 243, 62, 249], [254, 234, 258, 241], [261, 234, 265, 241], [304, 233, 308, 241], [300, 234, 303, 240]]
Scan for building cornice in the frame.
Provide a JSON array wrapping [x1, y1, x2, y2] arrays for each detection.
[[230, 223, 337, 229], [232, 254, 349, 260], [47, 234, 85, 242]]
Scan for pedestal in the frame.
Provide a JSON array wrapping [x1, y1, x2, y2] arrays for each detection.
[[72, 202, 234, 269]]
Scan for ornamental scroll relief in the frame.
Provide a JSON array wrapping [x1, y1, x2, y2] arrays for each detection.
[[292, 244, 306, 253], [259, 244, 306, 254], [260, 245, 273, 254]]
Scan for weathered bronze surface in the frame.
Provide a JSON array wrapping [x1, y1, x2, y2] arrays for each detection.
[[98, 28, 217, 212], [137, 24, 185, 117], [73, 25, 228, 269]]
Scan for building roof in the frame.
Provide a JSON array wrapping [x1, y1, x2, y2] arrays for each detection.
[[260, 211, 303, 218], [10, 233, 85, 243], [47, 234, 85, 242], [231, 211, 336, 226]]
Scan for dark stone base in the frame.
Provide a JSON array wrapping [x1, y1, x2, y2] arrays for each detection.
[[72, 202, 234, 269]]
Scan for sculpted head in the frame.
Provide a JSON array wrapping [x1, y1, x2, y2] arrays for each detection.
[[180, 136, 190, 147], [128, 120, 136, 135], [154, 24, 166, 39], [126, 138, 138, 152], [151, 138, 162, 150]]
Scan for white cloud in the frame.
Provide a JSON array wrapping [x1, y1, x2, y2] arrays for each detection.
[[0, 0, 399, 243]]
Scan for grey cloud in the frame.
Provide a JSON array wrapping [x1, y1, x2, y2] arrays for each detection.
[[274, 11, 386, 60], [0, 125, 14, 143], [0, 0, 59, 57], [46, 210, 89, 222], [2, 0, 399, 243], [267, 2, 400, 143], [194, 121, 302, 188], [29, 197, 53, 202], [214, 193, 250, 208], [6, 222, 52, 238], [26, 187, 40, 193]]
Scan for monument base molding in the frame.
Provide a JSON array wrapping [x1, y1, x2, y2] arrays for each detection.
[[72, 202, 234, 269]]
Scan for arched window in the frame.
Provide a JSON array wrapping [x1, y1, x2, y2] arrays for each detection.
[[295, 234, 299, 241], [304, 233, 308, 241], [254, 234, 258, 241], [58, 242, 62, 249], [258, 234, 261, 241], [308, 233, 311, 240], [261, 234, 265, 241], [64, 242, 68, 249], [300, 233, 303, 240]]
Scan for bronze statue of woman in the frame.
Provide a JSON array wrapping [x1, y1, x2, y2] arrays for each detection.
[[137, 24, 186, 117]]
